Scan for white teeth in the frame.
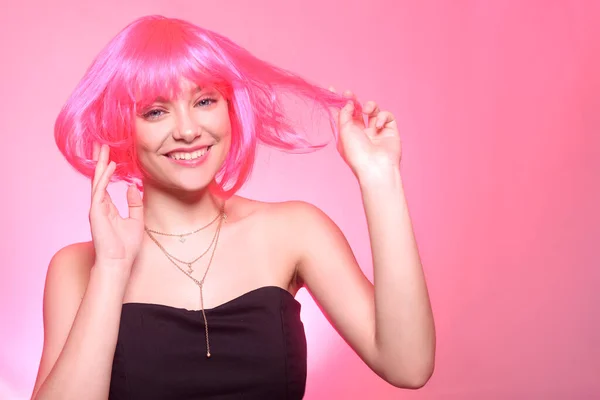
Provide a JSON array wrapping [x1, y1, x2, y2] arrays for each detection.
[[168, 147, 210, 160]]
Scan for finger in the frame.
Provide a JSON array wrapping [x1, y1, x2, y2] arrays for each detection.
[[126, 185, 144, 221], [375, 111, 397, 130], [92, 144, 108, 194], [342, 90, 355, 99], [338, 100, 355, 128], [92, 160, 116, 204], [92, 142, 100, 161], [363, 101, 381, 128], [341, 90, 365, 128]]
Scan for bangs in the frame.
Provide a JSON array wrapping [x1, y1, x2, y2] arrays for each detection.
[[109, 18, 232, 109]]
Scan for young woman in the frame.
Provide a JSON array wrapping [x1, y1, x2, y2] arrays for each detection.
[[31, 14, 435, 400]]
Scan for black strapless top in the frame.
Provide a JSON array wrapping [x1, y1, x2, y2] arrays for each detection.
[[109, 286, 307, 399]]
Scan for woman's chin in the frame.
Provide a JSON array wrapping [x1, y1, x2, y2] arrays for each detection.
[[171, 180, 213, 195], [143, 177, 212, 196]]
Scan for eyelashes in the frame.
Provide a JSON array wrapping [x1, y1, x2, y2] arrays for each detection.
[[196, 98, 217, 107], [142, 109, 165, 120], [141, 97, 218, 120]]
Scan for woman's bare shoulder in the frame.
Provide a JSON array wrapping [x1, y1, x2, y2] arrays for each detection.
[[51, 241, 95, 265], [47, 241, 96, 282], [226, 196, 319, 226]]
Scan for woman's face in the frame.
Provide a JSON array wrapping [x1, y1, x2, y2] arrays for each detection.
[[134, 79, 232, 193]]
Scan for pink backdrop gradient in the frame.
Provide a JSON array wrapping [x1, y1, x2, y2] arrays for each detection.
[[1, 1, 599, 399]]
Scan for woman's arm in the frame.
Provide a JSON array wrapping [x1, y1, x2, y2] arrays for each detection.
[[359, 167, 435, 385], [290, 169, 434, 388], [290, 94, 435, 388], [31, 242, 129, 400]]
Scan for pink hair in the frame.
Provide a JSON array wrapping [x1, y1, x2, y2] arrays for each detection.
[[55, 15, 358, 197]]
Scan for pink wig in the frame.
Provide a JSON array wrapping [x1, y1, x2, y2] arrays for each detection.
[[54, 15, 358, 197]]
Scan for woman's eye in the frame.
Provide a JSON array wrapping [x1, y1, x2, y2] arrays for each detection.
[[196, 98, 216, 107], [143, 109, 165, 120]]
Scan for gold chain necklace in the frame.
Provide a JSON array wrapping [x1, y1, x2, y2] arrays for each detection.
[[145, 221, 220, 273], [145, 211, 221, 243], [145, 209, 227, 358]]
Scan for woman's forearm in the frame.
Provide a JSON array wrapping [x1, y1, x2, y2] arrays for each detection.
[[359, 167, 435, 387], [33, 264, 128, 400]]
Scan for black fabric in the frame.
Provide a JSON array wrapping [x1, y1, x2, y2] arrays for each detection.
[[109, 286, 307, 399]]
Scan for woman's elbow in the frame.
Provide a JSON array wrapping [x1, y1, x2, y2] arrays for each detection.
[[385, 362, 435, 390]]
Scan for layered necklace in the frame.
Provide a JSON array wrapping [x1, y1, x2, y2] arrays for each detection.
[[144, 206, 227, 358]]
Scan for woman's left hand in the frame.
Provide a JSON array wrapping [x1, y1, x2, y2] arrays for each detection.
[[333, 89, 402, 179]]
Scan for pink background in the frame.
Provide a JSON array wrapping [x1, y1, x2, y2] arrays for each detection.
[[1, 1, 599, 399]]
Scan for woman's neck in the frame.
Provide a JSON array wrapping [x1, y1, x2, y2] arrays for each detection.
[[141, 181, 226, 234]]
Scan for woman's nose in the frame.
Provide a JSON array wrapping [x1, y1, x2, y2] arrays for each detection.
[[174, 114, 201, 142]]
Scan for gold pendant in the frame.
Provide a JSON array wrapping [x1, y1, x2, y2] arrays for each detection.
[[179, 235, 186, 243], [187, 263, 194, 273]]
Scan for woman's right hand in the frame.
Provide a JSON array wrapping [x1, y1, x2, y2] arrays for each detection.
[[89, 144, 145, 273]]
